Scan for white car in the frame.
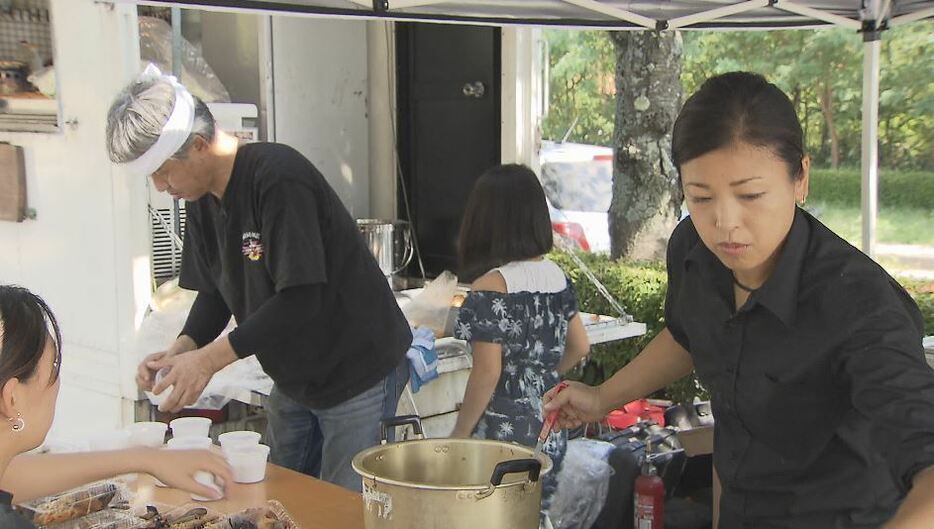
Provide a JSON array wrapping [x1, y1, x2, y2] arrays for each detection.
[[540, 140, 613, 253]]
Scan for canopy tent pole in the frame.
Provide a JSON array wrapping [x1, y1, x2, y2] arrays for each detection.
[[774, 0, 862, 29], [860, 19, 882, 259], [667, 0, 769, 30], [170, 6, 184, 274], [890, 6, 934, 26], [560, 0, 656, 29]]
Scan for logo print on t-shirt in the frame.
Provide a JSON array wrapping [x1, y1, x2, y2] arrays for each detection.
[[241, 232, 264, 261]]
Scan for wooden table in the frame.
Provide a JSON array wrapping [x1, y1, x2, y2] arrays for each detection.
[[131, 464, 365, 529]]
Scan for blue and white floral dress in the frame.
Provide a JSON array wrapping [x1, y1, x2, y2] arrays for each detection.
[[454, 259, 580, 509]]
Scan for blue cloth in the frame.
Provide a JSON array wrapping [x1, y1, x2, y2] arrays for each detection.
[[406, 326, 438, 393]]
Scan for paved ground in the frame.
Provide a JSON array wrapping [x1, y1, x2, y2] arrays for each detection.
[[878, 244, 934, 281]]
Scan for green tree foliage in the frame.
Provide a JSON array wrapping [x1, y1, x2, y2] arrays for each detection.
[[544, 23, 933, 170], [681, 23, 933, 170], [541, 30, 615, 145]]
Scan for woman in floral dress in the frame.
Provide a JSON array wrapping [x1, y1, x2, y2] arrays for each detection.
[[449, 164, 591, 514]]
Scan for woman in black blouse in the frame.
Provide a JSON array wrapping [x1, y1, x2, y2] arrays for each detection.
[[0, 286, 232, 528], [544, 72, 934, 528]]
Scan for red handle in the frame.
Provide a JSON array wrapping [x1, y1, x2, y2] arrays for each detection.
[[539, 382, 569, 443]]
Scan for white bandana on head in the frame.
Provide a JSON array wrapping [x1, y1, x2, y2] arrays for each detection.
[[120, 63, 195, 177]]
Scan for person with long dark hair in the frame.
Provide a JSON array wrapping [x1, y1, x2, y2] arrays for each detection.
[[451, 164, 591, 517], [544, 72, 934, 528], [0, 285, 232, 528]]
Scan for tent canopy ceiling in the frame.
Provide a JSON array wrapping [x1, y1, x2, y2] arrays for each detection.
[[130, 0, 933, 30]]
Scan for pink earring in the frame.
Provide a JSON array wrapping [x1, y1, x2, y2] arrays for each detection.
[[9, 412, 25, 432]]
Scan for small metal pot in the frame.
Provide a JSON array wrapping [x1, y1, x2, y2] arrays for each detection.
[[0, 61, 29, 95], [352, 416, 551, 529], [356, 219, 415, 278]]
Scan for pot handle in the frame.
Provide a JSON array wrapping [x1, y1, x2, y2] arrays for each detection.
[[380, 415, 425, 445], [391, 225, 415, 275], [490, 458, 542, 486]]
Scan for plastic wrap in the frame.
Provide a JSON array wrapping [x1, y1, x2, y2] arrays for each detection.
[[400, 271, 458, 337], [138, 16, 230, 103], [26, 65, 55, 97], [17, 480, 131, 527], [133, 503, 225, 529], [137, 280, 272, 411], [223, 501, 300, 529], [45, 509, 140, 529], [548, 438, 615, 529]]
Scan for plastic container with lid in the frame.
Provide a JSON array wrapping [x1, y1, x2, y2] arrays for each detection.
[[15, 480, 129, 527], [225, 443, 270, 484], [126, 421, 168, 448], [169, 417, 211, 439], [218, 430, 261, 452]]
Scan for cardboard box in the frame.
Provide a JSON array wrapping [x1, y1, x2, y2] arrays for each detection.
[[0, 143, 26, 222], [676, 425, 714, 457]]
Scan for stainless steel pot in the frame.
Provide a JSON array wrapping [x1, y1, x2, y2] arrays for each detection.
[[357, 219, 414, 278], [352, 416, 551, 529], [0, 61, 29, 95]]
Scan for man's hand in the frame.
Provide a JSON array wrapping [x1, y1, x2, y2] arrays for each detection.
[[137, 336, 198, 391], [149, 350, 217, 413], [149, 337, 238, 413], [137, 350, 172, 392]]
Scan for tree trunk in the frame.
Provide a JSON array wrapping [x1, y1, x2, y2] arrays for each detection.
[[608, 31, 683, 260], [792, 86, 807, 149], [819, 76, 840, 169]]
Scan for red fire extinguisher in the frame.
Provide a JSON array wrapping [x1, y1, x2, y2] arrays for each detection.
[[634, 441, 665, 529]]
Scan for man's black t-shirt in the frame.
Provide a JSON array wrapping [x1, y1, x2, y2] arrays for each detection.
[[179, 143, 411, 409]]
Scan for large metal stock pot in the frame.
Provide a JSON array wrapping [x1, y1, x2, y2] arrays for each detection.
[[352, 416, 552, 529]]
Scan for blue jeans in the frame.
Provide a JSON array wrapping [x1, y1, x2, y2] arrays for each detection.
[[265, 357, 409, 492]]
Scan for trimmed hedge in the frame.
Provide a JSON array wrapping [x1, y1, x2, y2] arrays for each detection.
[[904, 280, 934, 336], [549, 252, 705, 406], [552, 252, 934, 405], [809, 168, 934, 209]]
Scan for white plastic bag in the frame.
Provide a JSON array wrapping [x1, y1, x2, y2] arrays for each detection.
[[401, 271, 458, 337], [137, 279, 259, 411], [138, 16, 231, 103], [549, 438, 615, 529]]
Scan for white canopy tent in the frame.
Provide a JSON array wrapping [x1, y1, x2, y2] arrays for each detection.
[[123, 0, 934, 258]]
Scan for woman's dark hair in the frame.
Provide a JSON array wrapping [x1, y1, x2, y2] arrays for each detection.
[[0, 285, 62, 391], [458, 164, 554, 283], [672, 71, 805, 180]]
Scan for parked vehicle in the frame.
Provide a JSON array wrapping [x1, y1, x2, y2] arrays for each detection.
[[540, 140, 613, 253]]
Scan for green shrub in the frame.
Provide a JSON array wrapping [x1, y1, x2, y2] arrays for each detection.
[[552, 252, 934, 405], [809, 168, 934, 209], [550, 252, 706, 405], [903, 280, 934, 336]]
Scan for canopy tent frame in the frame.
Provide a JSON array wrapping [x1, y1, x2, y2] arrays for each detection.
[[121, 0, 934, 258]]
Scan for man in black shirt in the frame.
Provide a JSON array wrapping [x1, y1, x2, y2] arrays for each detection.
[[106, 67, 411, 491], [544, 73, 934, 528]]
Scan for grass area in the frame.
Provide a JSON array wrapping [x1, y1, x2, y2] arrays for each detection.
[[809, 168, 934, 210], [808, 201, 934, 247]]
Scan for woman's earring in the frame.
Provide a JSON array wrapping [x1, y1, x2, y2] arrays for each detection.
[[9, 412, 25, 432], [797, 197, 807, 207]]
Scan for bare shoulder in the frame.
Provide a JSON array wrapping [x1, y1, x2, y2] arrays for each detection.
[[471, 271, 507, 293]]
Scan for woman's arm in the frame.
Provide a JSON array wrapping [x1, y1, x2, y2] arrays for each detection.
[[1, 447, 232, 503], [544, 327, 694, 428], [450, 341, 502, 438], [557, 314, 590, 375], [885, 466, 934, 529]]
